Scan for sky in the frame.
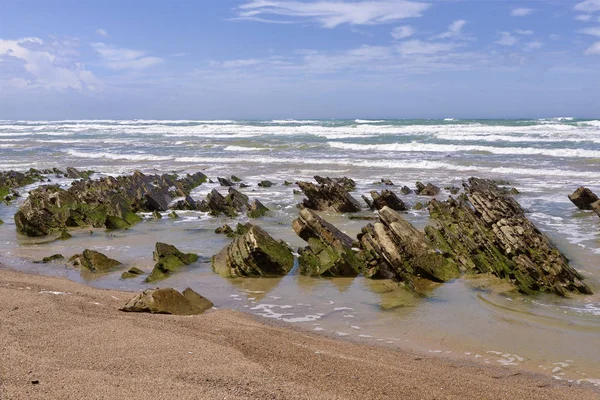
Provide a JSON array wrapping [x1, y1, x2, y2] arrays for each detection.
[[0, 0, 599, 120]]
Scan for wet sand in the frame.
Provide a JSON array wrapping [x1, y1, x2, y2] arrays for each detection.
[[1, 266, 598, 400]]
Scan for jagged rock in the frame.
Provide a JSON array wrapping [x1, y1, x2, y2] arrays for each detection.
[[121, 267, 145, 279], [425, 178, 592, 296], [65, 167, 93, 180], [0, 169, 48, 200], [292, 208, 361, 276], [358, 207, 460, 289], [70, 250, 123, 272], [414, 202, 423, 210], [247, 199, 269, 218], [363, 190, 407, 211], [400, 186, 412, 195], [258, 180, 274, 188], [145, 242, 199, 282], [172, 195, 200, 211], [231, 175, 242, 183], [33, 254, 64, 264], [211, 224, 294, 278], [14, 171, 206, 237], [415, 182, 440, 196], [568, 187, 599, 210], [218, 177, 234, 187], [119, 287, 213, 315], [314, 176, 356, 191], [380, 179, 394, 186], [215, 224, 234, 235], [297, 181, 361, 213]]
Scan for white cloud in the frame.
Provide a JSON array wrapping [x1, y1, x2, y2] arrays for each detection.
[[495, 31, 519, 46], [396, 39, 462, 55], [92, 42, 163, 70], [574, 0, 600, 13], [96, 28, 108, 37], [578, 26, 600, 55], [236, 1, 431, 28], [514, 29, 533, 35], [584, 41, 600, 54], [579, 26, 600, 36], [0, 37, 100, 91], [511, 8, 534, 17], [433, 19, 466, 39], [524, 41, 543, 51], [575, 14, 593, 22], [391, 25, 415, 39]]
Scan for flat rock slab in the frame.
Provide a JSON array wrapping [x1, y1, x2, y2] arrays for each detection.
[[120, 287, 213, 315]]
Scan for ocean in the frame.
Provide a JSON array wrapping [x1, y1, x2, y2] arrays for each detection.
[[0, 118, 599, 385]]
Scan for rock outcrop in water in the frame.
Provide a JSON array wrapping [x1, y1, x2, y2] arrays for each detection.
[[313, 176, 356, 191], [14, 171, 207, 237], [425, 178, 592, 296], [568, 187, 599, 211], [362, 190, 407, 211], [0, 169, 52, 201], [415, 182, 440, 196], [292, 208, 361, 276], [146, 242, 200, 282], [69, 249, 123, 272], [297, 180, 361, 213], [211, 223, 294, 278], [120, 287, 213, 315], [358, 207, 460, 290], [198, 188, 269, 218]]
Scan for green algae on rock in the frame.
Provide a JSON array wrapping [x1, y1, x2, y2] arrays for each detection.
[[292, 208, 361, 277], [425, 178, 592, 296], [70, 249, 123, 272], [211, 223, 294, 278], [120, 287, 213, 315], [145, 242, 199, 283], [121, 267, 145, 280]]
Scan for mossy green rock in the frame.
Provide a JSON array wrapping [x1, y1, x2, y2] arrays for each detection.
[[0, 218, 3, 225], [145, 242, 199, 282], [247, 199, 269, 218], [33, 254, 64, 264], [211, 224, 294, 278], [71, 249, 123, 272], [292, 208, 361, 277], [121, 267, 145, 279]]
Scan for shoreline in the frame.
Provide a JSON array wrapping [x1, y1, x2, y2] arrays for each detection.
[[1, 266, 598, 399]]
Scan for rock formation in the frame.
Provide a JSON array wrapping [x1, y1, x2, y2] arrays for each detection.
[[198, 188, 269, 218], [69, 250, 123, 272], [568, 187, 599, 210], [415, 182, 440, 196], [120, 287, 213, 315], [211, 224, 294, 278], [145, 242, 199, 282], [292, 208, 361, 276], [362, 190, 407, 211], [297, 181, 361, 213]]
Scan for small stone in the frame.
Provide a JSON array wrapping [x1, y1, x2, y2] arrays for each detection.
[[258, 180, 274, 188], [230, 175, 242, 182], [168, 211, 179, 219], [152, 210, 162, 220]]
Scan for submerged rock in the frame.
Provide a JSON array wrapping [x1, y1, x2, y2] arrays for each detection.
[[362, 190, 407, 211], [33, 254, 64, 264], [0, 218, 3, 225], [292, 208, 361, 276], [358, 207, 460, 290], [400, 185, 412, 195], [120, 287, 213, 315], [70, 250, 123, 272], [425, 178, 592, 296], [247, 199, 269, 218], [415, 182, 440, 196], [218, 177, 234, 187], [568, 187, 599, 210], [145, 242, 199, 282], [121, 267, 145, 279], [14, 171, 207, 237], [65, 167, 94, 180], [380, 178, 394, 186], [211, 224, 294, 278], [258, 180, 274, 188], [297, 181, 361, 213]]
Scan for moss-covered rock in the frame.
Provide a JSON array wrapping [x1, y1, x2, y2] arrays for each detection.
[[247, 199, 269, 218], [121, 267, 145, 279], [119, 287, 213, 315], [33, 254, 64, 264], [211, 224, 294, 278], [415, 182, 440, 196], [293, 208, 361, 277], [70, 250, 123, 272], [145, 242, 199, 282], [568, 186, 599, 210]]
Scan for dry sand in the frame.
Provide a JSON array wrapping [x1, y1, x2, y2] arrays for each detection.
[[1, 266, 598, 400]]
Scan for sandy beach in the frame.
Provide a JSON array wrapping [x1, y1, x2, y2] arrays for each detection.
[[1, 266, 598, 400]]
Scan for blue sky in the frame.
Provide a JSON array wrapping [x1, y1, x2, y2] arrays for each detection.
[[1, 0, 599, 119]]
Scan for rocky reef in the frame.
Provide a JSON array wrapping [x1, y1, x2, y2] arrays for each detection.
[[14, 170, 207, 237], [212, 223, 294, 278], [292, 208, 361, 276], [425, 178, 592, 296], [120, 287, 213, 315]]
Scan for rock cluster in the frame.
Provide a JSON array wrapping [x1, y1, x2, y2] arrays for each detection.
[[292, 208, 361, 276], [415, 182, 440, 196], [0, 169, 51, 201], [120, 287, 213, 315], [14, 171, 207, 237], [358, 207, 460, 289], [146, 242, 199, 282], [297, 180, 361, 213], [425, 178, 592, 296], [211, 223, 294, 278], [197, 188, 269, 218]]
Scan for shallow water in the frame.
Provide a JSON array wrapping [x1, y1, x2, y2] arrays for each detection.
[[0, 118, 599, 385]]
